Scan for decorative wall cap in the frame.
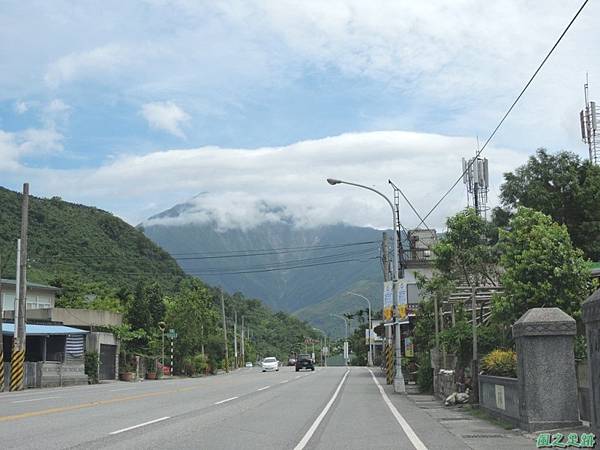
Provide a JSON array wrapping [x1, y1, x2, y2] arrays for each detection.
[[582, 289, 600, 324], [512, 308, 576, 338]]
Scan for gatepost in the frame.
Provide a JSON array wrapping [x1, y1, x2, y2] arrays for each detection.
[[513, 307, 580, 432], [583, 289, 600, 435]]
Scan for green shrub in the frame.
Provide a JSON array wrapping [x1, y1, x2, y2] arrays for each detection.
[[416, 351, 433, 392], [183, 354, 209, 376], [481, 349, 517, 378], [84, 352, 99, 384]]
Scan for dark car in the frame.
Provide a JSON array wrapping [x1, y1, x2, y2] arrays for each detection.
[[295, 354, 314, 372]]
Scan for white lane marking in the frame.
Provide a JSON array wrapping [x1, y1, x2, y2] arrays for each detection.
[[294, 376, 301, 379], [294, 370, 350, 450], [214, 396, 239, 405], [12, 396, 61, 404], [368, 369, 428, 450], [109, 387, 136, 392], [279, 380, 289, 384], [257, 386, 271, 391], [109, 417, 170, 435]]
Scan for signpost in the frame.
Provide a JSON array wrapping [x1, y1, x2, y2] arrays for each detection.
[[167, 329, 177, 375]]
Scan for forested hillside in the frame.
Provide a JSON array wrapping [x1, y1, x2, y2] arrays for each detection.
[[0, 186, 320, 369]]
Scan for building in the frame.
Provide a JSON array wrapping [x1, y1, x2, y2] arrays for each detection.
[[0, 278, 59, 312], [1, 278, 123, 384]]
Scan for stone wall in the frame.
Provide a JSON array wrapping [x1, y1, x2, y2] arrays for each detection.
[[2, 361, 88, 389], [479, 375, 520, 427]]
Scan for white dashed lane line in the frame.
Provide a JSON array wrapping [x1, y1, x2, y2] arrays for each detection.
[[109, 417, 170, 435]]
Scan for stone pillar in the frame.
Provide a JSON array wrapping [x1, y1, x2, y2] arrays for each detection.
[[513, 308, 580, 432], [583, 289, 600, 435]]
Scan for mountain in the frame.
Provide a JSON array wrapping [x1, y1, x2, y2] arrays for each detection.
[[0, 187, 186, 290], [141, 197, 387, 333]]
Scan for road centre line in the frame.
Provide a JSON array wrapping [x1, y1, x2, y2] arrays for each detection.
[[294, 370, 350, 450], [12, 396, 61, 404], [368, 369, 428, 450], [0, 385, 197, 422], [279, 380, 289, 384], [109, 417, 170, 435], [257, 386, 270, 391], [214, 396, 238, 405]]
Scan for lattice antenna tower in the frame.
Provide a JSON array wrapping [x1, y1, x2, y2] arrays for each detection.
[[462, 149, 489, 218], [580, 74, 599, 165]]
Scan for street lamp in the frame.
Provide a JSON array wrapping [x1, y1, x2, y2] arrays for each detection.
[[327, 177, 405, 393], [313, 327, 328, 367], [331, 314, 349, 366], [345, 292, 373, 367], [158, 321, 166, 374]]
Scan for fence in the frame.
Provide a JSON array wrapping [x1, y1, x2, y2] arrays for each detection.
[[2, 361, 88, 390]]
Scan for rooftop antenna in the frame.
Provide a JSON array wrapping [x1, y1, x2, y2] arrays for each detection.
[[462, 139, 489, 218], [580, 73, 599, 164]]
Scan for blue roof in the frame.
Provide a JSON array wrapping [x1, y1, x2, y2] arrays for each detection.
[[1, 323, 89, 336]]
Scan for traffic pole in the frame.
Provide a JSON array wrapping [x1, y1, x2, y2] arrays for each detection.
[[170, 338, 174, 376]]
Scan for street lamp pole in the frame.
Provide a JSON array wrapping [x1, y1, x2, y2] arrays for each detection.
[[331, 314, 349, 366], [327, 178, 405, 392], [313, 327, 328, 367], [345, 292, 373, 367]]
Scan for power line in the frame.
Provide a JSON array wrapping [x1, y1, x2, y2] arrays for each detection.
[[417, 0, 590, 228]]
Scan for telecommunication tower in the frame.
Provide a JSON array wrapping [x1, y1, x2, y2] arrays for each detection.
[[462, 154, 489, 218], [579, 75, 599, 165]]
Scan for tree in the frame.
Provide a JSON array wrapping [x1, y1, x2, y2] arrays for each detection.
[[493, 207, 590, 325], [499, 149, 600, 260], [432, 208, 500, 286]]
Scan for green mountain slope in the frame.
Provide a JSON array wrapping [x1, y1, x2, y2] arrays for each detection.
[[141, 198, 384, 313], [0, 187, 186, 289], [293, 279, 383, 338]]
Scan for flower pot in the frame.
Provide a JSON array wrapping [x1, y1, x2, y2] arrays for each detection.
[[146, 372, 157, 380], [119, 371, 135, 382]]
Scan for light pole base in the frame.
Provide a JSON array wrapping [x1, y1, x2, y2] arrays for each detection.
[[367, 351, 373, 367], [394, 374, 406, 393]]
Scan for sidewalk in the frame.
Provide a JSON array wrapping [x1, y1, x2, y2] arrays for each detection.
[[386, 382, 538, 449]]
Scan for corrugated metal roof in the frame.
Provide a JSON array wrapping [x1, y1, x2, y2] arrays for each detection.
[[1, 323, 88, 335], [0, 278, 60, 291]]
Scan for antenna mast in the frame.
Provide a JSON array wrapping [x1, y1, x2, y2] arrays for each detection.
[[580, 74, 599, 165], [462, 147, 489, 218]]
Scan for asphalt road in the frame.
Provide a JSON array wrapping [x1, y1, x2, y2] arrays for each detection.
[[0, 366, 536, 449]]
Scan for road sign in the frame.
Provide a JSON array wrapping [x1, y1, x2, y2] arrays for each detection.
[[167, 330, 177, 339]]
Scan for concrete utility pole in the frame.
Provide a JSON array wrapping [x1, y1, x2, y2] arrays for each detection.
[[220, 290, 229, 373], [0, 253, 4, 391], [326, 179, 405, 392], [233, 309, 238, 369], [11, 183, 29, 392], [241, 316, 245, 365]]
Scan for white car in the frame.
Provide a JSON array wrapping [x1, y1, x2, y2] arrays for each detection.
[[261, 357, 279, 372], [245, 362, 253, 368]]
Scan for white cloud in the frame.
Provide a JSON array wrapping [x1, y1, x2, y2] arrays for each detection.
[[14, 101, 28, 114], [23, 131, 528, 229], [0, 128, 64, 170], [140, 101, 190, 138]]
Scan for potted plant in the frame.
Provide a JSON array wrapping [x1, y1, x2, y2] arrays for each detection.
[[119, 361, 136, 381]]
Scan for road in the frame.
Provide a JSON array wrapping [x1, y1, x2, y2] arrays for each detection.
[[0, 366, 536, 449]]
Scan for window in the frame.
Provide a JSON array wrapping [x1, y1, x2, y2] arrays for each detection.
[[2, 293, 16, 311]]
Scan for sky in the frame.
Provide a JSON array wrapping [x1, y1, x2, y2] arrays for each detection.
[[1, 0, 598, 230]]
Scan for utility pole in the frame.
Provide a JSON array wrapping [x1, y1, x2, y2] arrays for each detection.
[[471, 286, 479, 404], [241, 316, 245, 366], [11, 183, 28, 392], [0, 253, 4, 392], [220, 289, 229, 373], [382, 232, 391, 376], [233, 309, 238, 369]]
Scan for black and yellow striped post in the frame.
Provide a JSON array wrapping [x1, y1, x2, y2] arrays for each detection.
[[385, 342, 394, 385], [9, 348, 25, 391], [0, 350, 4, 392]]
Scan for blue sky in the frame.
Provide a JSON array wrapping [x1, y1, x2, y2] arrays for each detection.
[[1, 1, 599, 228]]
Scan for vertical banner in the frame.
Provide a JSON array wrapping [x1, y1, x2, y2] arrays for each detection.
[[383, 281, 393, 322], [404, 337, 414, 357], [397, 280, 408, 320]]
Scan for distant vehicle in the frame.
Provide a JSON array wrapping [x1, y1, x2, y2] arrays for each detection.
[[261, 357, 279, 372], [245, 362, 253, 368], [288, 357, 296, 366], [295, 353, 314, 372]]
